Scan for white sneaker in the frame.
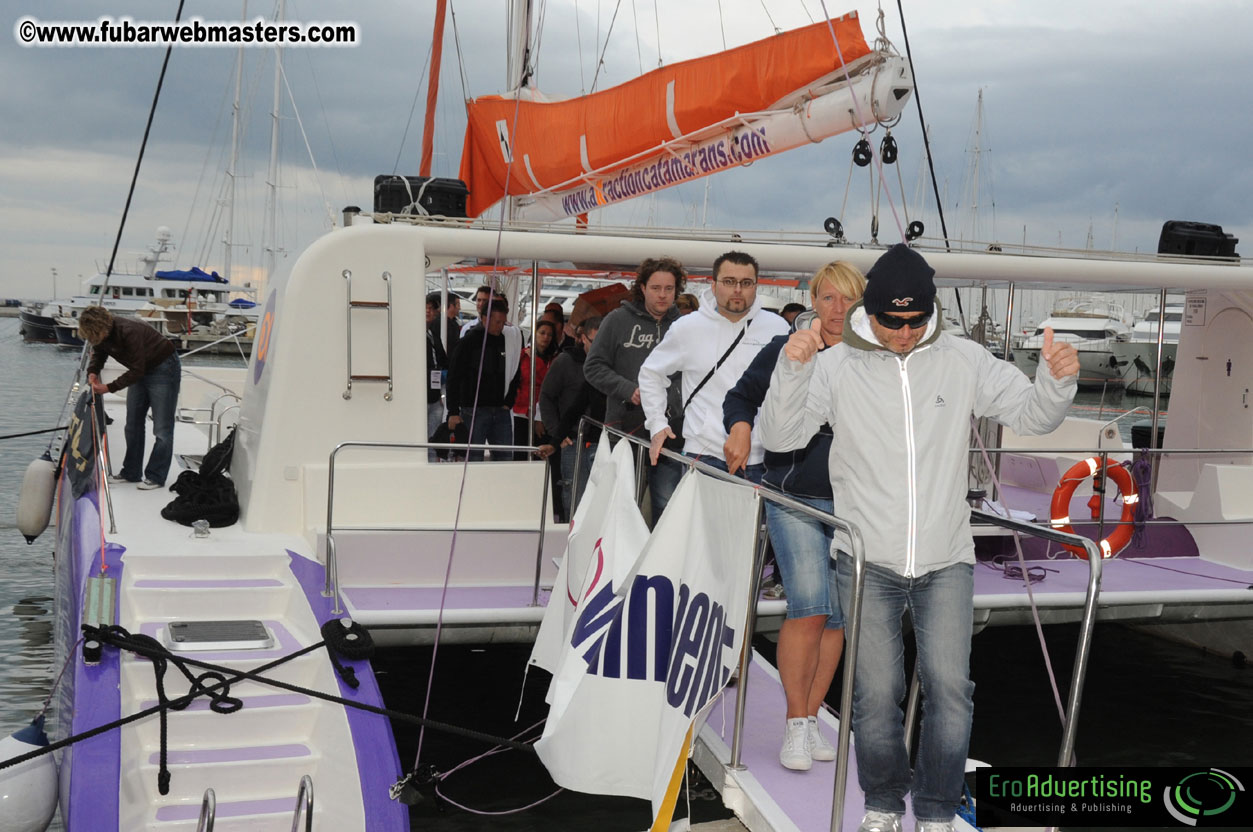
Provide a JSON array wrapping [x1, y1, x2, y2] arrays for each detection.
[[137, 480, 163, 490], [807, 716, 836, 761], [857, 811, 902, 832], [108, 475, 134, 484], [916, 822, 954, 832], [779, 717, 811, 771]]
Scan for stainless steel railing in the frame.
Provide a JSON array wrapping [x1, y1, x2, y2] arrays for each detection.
[[571, 420, 874, 830], [323, 441, 552, 615], [195, 788, 216, 831], [578, 420, 1117, 831], [290, 775, 314, 832]]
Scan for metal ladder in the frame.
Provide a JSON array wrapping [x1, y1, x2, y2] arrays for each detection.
[[343, 269, 394, 401], [193, 776, 313, 831]]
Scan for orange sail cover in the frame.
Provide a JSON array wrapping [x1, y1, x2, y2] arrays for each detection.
[[459, 13, 872, 219]]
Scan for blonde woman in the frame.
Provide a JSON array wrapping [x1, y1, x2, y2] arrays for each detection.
[[723, 261, 866, 771]]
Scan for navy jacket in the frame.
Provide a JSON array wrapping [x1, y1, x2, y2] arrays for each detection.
[[723, 334, 833, 500]]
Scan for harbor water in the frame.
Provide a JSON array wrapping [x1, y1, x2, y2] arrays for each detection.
[[1, 316, 1250, 831]]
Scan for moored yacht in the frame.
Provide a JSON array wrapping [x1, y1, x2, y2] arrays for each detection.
[[1109, 301, 1183, 396], [1011, 295, 1133, 387]]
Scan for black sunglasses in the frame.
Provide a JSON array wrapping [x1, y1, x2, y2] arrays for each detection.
[[874, 310, 932, 330]]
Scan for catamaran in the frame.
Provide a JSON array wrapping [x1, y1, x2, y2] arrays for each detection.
[[8, 6, 1253, 832]]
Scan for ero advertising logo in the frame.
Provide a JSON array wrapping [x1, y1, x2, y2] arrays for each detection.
[[1164, 768, 1246, 826], [976, 767, 1250, 828]]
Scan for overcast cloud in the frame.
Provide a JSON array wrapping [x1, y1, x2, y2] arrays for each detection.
[[1, 0, 1250, 297]]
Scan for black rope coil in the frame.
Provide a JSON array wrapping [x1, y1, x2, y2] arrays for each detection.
[[0, 621, 537, 799]]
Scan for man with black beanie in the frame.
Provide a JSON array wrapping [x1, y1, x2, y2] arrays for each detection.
[[761, 243, 1079, 832]]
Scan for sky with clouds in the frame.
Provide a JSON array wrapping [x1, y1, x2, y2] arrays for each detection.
[[2, 0, 1250, 299]]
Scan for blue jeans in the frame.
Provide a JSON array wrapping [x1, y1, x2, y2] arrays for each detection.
[[464, 406, 513, 461], [766, 497, 841, 625], [648, 456, 684, 521], [684, 453, 764, 484], [426, 400, 444, 461], [561, 442, 596, 519], [836, 554, 974, 822], [121, 353, 180, 485]]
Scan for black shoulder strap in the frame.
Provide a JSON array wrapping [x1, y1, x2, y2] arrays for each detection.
[[683, 319, 751, 411]]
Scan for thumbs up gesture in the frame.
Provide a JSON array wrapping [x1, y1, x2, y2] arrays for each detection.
[[1040, 327, 1080, 380], [783, 317, 825, 363]]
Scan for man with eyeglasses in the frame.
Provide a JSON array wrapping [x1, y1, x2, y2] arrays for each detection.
[[760, 243, 1079, 832], [639, 251, 790, 488]]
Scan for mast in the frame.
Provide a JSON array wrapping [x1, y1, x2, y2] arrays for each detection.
[[264, 0, 285, 281], [504, 0, 532, 222], [419, 1, 448, 177], [506, 0, 532, 92], [224, 0, 246, 283], [967, 88, 983, 245]]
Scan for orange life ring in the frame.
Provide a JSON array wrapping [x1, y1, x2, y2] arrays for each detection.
[[1049, 457, 1138, 559]]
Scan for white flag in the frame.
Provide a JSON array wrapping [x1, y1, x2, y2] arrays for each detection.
[[534, 471, 758, 822], [529, 433, 626, 675]]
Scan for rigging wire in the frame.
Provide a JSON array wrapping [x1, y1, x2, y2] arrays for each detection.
[[652, 0, 662, 65], [279, 61, 336, 230], [95, 0, 188, 301], [54, 0, 189, 455], [589, 0, 624, 93], [758, 0, 782, 34], [177, 70, 233, 269], [818, 1, 904, 242], [531, 0, 550, 84], [391, 35, 435, 175], [298, 41, 351, 212], [575, 0, 587, 93], [412, 76, 532, 777], [449, 1, 473, 116], [631, 0, 644, 76], [716, 0, 728, 49], [895, 0, 950, 250]]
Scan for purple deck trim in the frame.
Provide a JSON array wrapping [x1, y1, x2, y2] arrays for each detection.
[[155, 796, 294, 821], [974, 555, 1253, 603], [705, 655, 881, 831], [140, 692, 310, 712], [150, 743, 310, 765], [133, 578, 284, 588], [288, 551, 409, 831], [342, 583, 537, 611], [64, 487, 124, 832], [137, 619, 299, 661]]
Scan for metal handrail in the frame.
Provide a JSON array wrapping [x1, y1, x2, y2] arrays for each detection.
[[195, 788, 215, 832], [576, 421, 871, 830], [213, 404, 241, 450], [324, 441, 552, 615], [582, 420, 1112, 829], [88, 393, 117, 535], [968, 509, 1103, 768], [290, 775, 313, 832]]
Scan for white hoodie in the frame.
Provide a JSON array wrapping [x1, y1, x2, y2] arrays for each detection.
[[639, 288, 789, 464]]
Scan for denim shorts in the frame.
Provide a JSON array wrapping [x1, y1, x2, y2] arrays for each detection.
[[765, 497, 842, 627]]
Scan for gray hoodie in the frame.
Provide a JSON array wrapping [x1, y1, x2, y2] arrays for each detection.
[[584, 299, 681, 436], [760, 299, 1077, 577]]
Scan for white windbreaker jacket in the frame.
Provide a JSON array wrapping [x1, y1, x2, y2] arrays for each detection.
[[760, 300, 1077, 577], [640, 288, 789, 464]]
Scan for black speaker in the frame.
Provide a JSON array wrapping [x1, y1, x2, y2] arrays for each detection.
[[373, 176, 469, 218], [1157, 220, 1238, 258]]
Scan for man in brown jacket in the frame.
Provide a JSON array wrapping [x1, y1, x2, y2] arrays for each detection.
[[79, 305, 182, 489]]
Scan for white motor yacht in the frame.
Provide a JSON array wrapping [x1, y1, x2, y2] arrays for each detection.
[[1109, 302, 1183, 396], [1011, 295, 1133, 387]]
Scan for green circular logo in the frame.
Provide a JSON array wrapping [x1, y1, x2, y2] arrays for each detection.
[[1164, 769, 1244, 826]]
